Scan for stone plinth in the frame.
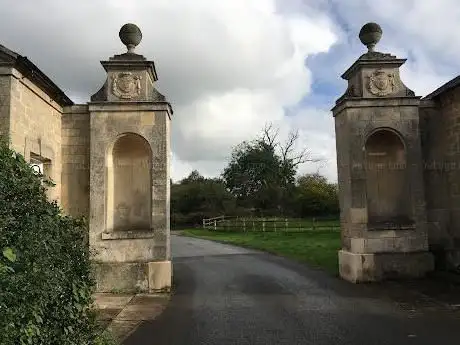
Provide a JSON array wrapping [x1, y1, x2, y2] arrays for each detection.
[[92, 260, 172, 293], [339, 250, 434, 283]]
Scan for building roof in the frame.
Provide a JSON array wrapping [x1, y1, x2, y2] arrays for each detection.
[[0, 44, 73, 107], [423, 75, 460, 100]]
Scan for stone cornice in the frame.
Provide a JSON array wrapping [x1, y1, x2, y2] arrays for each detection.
[[100, 59, 158, 82], [332, 97, 421, 115], [88, 101, 173, 118], [341, 56, 407, 80]]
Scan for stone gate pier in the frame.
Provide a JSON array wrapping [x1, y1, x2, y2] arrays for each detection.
[[89, 24, 173, 292], [0, 23, 173, 292], [333, 23, 434, 282]]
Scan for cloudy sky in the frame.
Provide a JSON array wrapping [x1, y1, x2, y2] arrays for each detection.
[[0, 0, 457, 182]]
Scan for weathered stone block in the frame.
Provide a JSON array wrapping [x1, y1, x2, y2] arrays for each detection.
[[366, 229, 397, 239], [339, 250, 434, 283], [393, 236, 427, 252], [148, 261, 172, 292], [92, 262, 149, 293], [375, 252, 434, 279], [364, 237, 395, 253], [338, 250, 380, 283], [350, 208, 367, 224], [350, 238, 365, 252]]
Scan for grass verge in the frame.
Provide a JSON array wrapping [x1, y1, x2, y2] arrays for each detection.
[[181, 229, 341, 275]]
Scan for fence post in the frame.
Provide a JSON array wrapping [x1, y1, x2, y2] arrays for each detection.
[[243, 219, 246, 232], [285, 218, 288, 232], [203, 219, 205, 229], [312, 217, 316, 230], [214, 220, 217, 231], [252, 220, 255, 231], [274, 220, 277, 232], [262, 218, 266, 232]]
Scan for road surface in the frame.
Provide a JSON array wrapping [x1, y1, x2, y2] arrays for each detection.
[[124, 235, 460, 345]]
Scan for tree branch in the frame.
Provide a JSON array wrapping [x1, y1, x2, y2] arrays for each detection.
[[280, 129, 324, 167], [261, 122, 279, 148]]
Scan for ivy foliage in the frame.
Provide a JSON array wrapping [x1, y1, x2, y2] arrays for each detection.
[[0, 137, 114, 345]]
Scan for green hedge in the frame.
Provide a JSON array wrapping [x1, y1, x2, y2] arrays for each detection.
[[0, 138, 114, 345]]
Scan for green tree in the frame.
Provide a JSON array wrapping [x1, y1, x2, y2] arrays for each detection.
[[171, 171, 236, 227], [0, 137, 114, 345], [222, 123, 320, 215], [295, 172, 339, 216], [222, 140, 284, 202], [180, 169, 205, 184]]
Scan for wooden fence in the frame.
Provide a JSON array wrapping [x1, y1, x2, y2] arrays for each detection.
[[202, 215, 340, 232]]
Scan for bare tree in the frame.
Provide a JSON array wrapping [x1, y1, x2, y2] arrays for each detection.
[[261, 122, 279, 148], [260, 122, 324, 168]]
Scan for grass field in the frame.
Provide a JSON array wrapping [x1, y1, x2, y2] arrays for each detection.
[[182, 228, 341, 274]]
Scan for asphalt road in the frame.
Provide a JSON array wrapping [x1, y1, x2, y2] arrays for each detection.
[[124, 235, 460, 345]]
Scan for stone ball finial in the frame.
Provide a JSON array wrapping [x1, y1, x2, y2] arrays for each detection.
[[359, 22, 382, 52], [119, 23, 142, 53]]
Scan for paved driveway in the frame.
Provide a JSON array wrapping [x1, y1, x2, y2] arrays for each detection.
[[124, 235, 460, 345]]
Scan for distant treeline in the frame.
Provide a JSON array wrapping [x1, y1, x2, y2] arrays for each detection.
[[172, 124, 339, 228]]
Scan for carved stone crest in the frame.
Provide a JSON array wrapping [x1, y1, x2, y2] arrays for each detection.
[[112, 72, 141, 99], [368, 69, 396, 96]]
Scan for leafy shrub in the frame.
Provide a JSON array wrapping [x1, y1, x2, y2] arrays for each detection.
[[0, 137, 114, 345]]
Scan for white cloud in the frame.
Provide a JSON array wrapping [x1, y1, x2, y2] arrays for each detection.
[[0, 0, 338, 182], [167, 0, 460, 183], [2, 0, 458, 185], [155, 1, 339, 179]]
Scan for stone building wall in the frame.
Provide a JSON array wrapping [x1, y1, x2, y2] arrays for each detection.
[[4, 68, 63, 202], [61, 105, 90, 218], [421, 87, 460, 270], [439, 87, 460, 260], [0, 75, 11, 136], [420, 102, 449, 249]]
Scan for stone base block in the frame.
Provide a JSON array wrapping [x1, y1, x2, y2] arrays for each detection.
[[92, 260, 172, 293], [338, 249, 434, 283], [148, 261, 172, 292]]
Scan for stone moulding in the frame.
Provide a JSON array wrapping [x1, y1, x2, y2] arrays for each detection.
[[367, 224, 416, 231], [101, 230, 155, 240], [341, 57, 406, 81], [331, 97, 421, 114], [88, 102, 173, 118]]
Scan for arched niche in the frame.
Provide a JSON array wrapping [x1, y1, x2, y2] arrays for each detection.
[[365, 128, 412, 226], [106, 133, 152, 231]]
